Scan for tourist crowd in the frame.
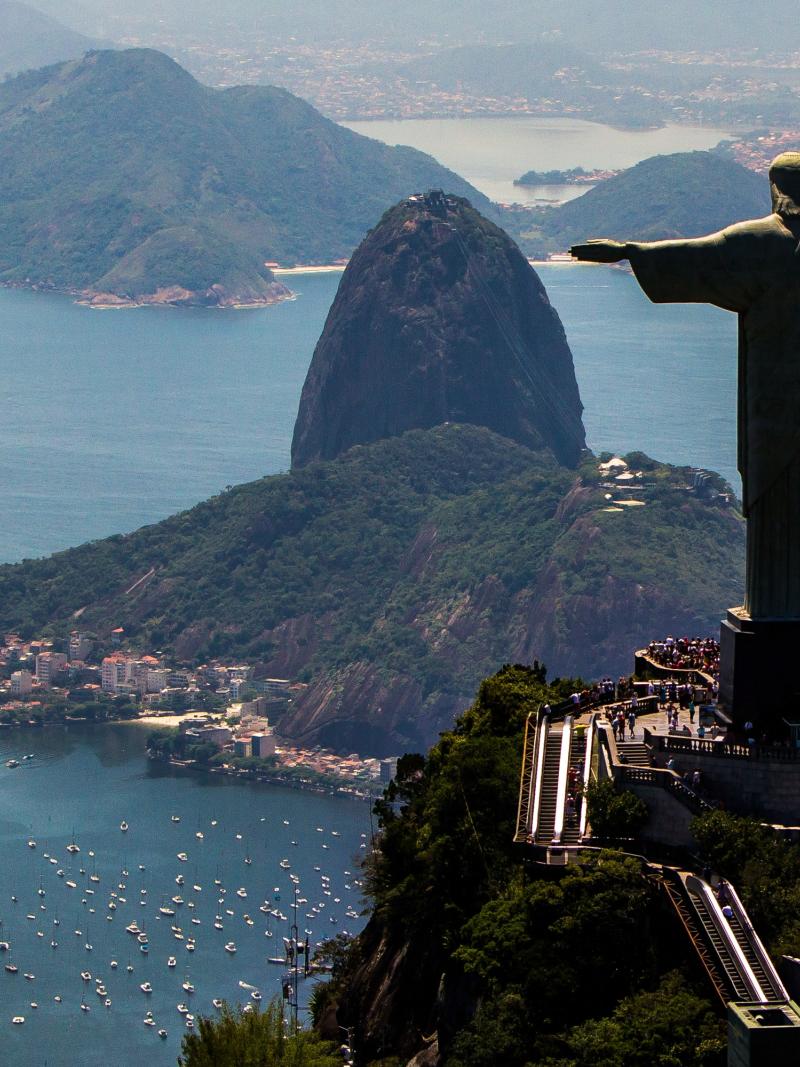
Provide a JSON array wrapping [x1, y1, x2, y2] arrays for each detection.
[[645, 636, 720, 675]]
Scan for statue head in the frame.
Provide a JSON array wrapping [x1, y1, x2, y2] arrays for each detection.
[[769, 152, 800, 218]]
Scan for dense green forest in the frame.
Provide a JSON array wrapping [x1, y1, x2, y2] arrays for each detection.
[[315, 664, 800, 1065], [320, 665, 729, 1066], [0, 426, 743, 751], [0, 48, 489, 301]]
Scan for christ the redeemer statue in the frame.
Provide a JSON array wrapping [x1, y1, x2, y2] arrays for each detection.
[[571, 152, 800, 624]]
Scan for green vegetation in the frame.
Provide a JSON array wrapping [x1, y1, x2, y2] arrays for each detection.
[[516, 152, 770, 254], [0, 48, 490, 303], [327, 665, 724, 1065], [586, 779, 649, 840], [691, 810, 800, 958], [0, 691, 137, 725], [0, 425, 744, 751], [146, 727, 218, 766], [515, 167, 597, 186], [179, 999, 341, 1066]]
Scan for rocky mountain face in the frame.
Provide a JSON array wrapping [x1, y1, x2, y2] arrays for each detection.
[[291, 194, 586, 469]]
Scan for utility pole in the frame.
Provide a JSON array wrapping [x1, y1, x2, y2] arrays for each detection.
[[291, 884, 299, 1033]]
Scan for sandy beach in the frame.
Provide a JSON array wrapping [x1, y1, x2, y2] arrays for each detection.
[[272, 264, 347, 275], [123, 712, 205, 728]]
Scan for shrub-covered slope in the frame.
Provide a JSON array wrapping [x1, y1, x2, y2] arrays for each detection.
[[0, 426, 744, 754], [523, 152, 771, 252]]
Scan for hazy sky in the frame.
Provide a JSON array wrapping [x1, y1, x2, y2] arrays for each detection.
[[31, 0, 787, 52]]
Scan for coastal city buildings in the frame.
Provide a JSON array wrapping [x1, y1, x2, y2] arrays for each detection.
[[0, 631, 393, 793]]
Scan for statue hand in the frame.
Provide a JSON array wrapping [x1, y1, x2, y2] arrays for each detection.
[[569, 240, 629, 263]]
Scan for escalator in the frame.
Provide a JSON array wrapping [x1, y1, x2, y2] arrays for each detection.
[[534, 732, 563, 843], [664, 871, 788, 1005]]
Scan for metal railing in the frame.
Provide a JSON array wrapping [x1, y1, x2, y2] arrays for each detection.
[[529, 715, 550, 845], [514, 708, 540, 844], [578, 717, 594, 841]]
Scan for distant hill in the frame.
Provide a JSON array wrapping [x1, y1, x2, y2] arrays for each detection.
[[0, 0, 103, 77], [398, 40, 605, 101], [395, 41, 669, 129], [526, 152, 771, 252], [0, 48, 492, 306], [292, 194, 585, 470], [0, 425, 743, 755]]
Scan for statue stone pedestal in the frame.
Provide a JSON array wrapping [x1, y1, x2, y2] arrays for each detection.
[[719, 606, 800, 733]]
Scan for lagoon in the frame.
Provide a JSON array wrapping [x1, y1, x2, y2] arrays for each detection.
[[341, 116, 735, 204]]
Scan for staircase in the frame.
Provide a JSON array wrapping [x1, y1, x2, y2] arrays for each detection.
[[561, 730, 585, 845], [616, 741, 650, 767]]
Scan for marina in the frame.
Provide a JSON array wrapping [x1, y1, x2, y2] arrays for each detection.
[[0, 724, 370, 1065]]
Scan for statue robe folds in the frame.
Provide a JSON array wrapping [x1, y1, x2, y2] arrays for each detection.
[[626, 215, 800, 620]]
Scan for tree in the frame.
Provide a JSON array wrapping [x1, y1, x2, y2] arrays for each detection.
[[586, 780, 648, 840], [178, 1000, 341, 1066], [560, 971, 725, 1067]]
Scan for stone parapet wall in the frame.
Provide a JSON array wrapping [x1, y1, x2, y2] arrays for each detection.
[[647, 732, 800, 823]]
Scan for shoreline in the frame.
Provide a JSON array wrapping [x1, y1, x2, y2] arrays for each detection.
[[1, 280, 295, 311], [1, 714, 380, 800], [147, 751, 379, 801]]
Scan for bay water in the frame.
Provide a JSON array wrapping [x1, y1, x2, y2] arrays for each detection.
[[0, 724, 371, 1065]]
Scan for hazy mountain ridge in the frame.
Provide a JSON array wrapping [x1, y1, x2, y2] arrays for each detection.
[[0, 0, 105, 77], [0, 48, 492, 305]]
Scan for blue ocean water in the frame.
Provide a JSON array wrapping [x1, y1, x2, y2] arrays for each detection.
[[0, 263, 738, 563], [0, 276, 339, 562], [539, 263, 739, 488], [0, 725, 371, 1066]]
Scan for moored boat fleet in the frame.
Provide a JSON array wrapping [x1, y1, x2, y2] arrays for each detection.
[[1, 812, 368, 1038]]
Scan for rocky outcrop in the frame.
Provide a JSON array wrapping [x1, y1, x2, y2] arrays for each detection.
[[279, 661, 463, 758], [335, 917, 448, 1065], [291, 193, 586, 469]]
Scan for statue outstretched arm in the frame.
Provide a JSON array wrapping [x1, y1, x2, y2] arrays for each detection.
[[572, 229, 753, 314], [569, 240, 630, 263]]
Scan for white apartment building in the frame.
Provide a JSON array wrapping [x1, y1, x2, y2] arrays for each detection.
[[10, 670, 32, 697], [146, 669, 170, 693], [35, 652, 68, 687], [101, 656, 128, 694], [68, 631, 93, 661]]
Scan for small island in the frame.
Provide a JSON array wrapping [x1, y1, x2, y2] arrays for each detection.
[[514, 165, 620, 187]]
